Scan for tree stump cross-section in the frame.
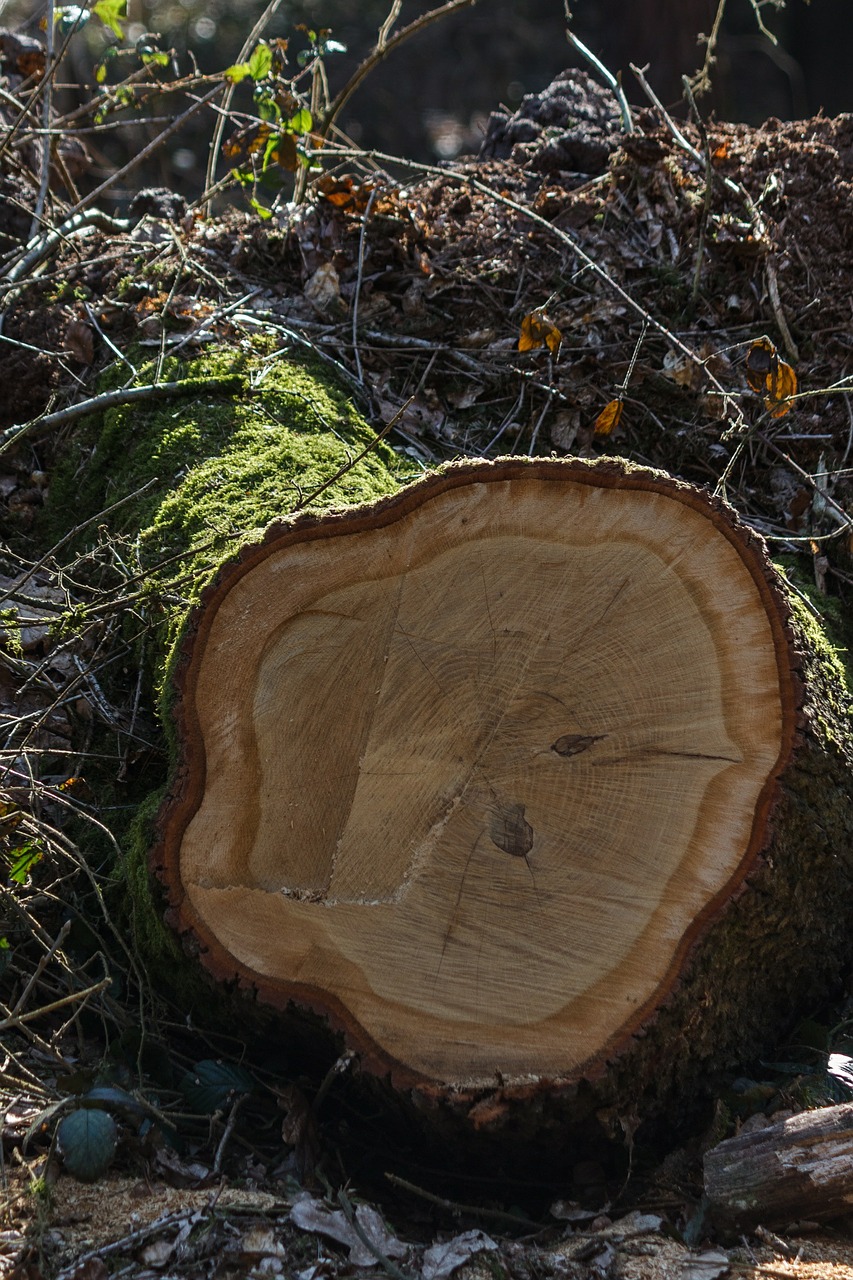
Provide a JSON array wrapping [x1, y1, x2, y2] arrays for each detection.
[[154, 457, 799, 1096]]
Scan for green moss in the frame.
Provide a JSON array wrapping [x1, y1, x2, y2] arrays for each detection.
[[45, 343, 405, 1005], [774, 556, 853, 729]]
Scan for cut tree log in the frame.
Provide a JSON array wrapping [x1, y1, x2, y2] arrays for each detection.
[[151, 454, 853, 1132], [705, 1103, 853, 1231]]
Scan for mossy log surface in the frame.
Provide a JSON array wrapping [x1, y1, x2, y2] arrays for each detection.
[[47, 348, 853, 1143]]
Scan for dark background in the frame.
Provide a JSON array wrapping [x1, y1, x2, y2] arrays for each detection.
[[13, 0, 853, 195], [150, 0, 853, 184]]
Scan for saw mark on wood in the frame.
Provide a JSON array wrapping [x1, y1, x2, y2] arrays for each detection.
[[592, 748, 741, 766]]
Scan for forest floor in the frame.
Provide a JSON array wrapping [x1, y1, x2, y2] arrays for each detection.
[[3, 69, 853, 1279]]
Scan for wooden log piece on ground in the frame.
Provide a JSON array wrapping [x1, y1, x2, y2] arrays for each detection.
[[705, 1103, 853, 1232], [152, 454, 853, 1132]]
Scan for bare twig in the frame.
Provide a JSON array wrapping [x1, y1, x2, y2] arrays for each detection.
[[6, 921, 72, 1020], [691, 0, 727, 95], [30, 0, 56, 242], [682, 76, 713, 314], [0, 977, 112, 1032], [320, 0, 478, 141], [336, 1187, 414, 1280], [64, 83, 224, 219], [0, 374, 243, 452], [564, 3, 633, 132], [385, 1172, 543, 1230], [765, 254, 800, 364], [212, 1094, 245, 1175], [292, 402, 407, 511], [377, 0, 404, 49], [352, 187, 379, 385]]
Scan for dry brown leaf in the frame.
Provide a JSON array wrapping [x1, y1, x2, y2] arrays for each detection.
[[594, 399, 623, 436], [518, 309, 562, 354], [64, 318, 94, 365], [303, 262, 344, 316], [316, 174, 374, 211]]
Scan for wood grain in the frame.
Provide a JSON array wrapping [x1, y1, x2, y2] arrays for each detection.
[[154, 458, 798, 1090]]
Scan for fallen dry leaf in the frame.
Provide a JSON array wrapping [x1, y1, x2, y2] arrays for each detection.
[[303, 262, 344, 316], [594, 399, 623, 436], [422, 1230, 498, 1280], [518, 308, 562, 354], [289, 1195, 407, 1268]]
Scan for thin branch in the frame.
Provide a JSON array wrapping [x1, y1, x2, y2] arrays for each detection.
[[0, 977, 112, 1032], [765, 254, 800, 364], [320, 0, 478, 140], [62, 83, 224, 219], [0, 374, 243, 453], [691, 0, 727, 95], [352, 186, 379, 385], [30, 0, 56, 242], [377, 0, 403, 49], [7, 921, 72, 1020], [682, 76, 713, 315], [564, 3, 633, 132]]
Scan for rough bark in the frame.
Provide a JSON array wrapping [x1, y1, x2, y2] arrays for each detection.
[[705, 1104, 853, 1232]]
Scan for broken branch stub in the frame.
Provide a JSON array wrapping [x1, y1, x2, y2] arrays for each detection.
[[153, 457, 804, 1102]]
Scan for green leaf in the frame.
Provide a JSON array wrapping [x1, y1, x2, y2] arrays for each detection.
[[179, 1060, 254, 1113], [94, 60, 108, 84], [83, 1086, 148, 1118], [57, 1108, 118, 1182], [247, 42, 273, 80], [256, 95, 280, 123], [8, 843, 43, 885], [287, 107, 312, 135], [250, 200, 273, 221], [92, 0, 127, 39], [0, 937, 9, 977], [224, 61, 251, 84], [140, 49, 170, 67]]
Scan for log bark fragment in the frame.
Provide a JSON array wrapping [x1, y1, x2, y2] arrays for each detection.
[[705, 1104, 853, 1231], [149, 454, 853, 1130]]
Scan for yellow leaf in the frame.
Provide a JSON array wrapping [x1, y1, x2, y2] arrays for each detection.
[[518, 309, 562, 354], [594, 399, 624, 436]]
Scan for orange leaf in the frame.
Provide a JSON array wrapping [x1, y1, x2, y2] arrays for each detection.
[[764, 358, 797, 417], [518, 309, 562, 354], [746, 338, 797, 415], [594, 399, 624, 436], [745, 336, 778, 394]]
